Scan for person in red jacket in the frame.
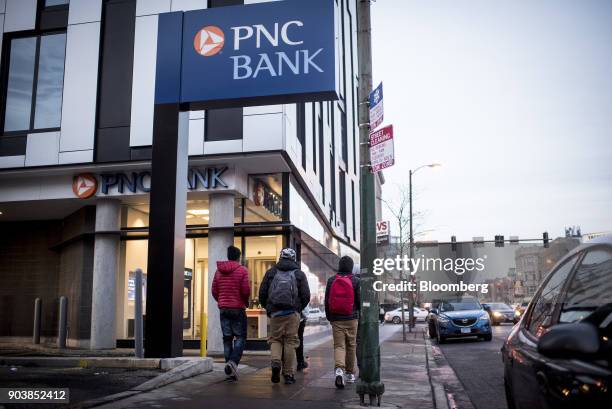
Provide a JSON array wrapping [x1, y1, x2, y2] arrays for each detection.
[[212, 245, 250, 381]]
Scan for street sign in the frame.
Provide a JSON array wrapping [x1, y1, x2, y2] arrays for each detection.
[[369, 82, 383, 130], [376, 220, 390, 244], [155, 0, 338, 108], [369, 124, 394, 172]]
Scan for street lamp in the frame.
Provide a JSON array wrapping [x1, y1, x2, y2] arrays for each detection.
[[407, 163, 441, 332]]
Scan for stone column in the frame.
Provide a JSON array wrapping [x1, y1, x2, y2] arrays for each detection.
[[90, 199, 121, 349], [207, 193, 235, 354]]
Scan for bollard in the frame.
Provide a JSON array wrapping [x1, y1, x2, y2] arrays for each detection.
[[33, 298, 42, 344], [58, 296, 67, 349], [200, 312, 207, 357], [134, 269, 144, 358]]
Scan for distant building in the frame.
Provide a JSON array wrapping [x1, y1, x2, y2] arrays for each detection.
[[514, 237, 580, 301]]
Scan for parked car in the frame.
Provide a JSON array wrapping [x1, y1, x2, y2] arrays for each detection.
[[305, 307, 326, 324], [483, 302, 516, 325], [502, 236, 612, 409], [385, 307, 428, 324], [428, 296, 492, 343]]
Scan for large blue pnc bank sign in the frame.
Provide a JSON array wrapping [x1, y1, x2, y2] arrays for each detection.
[[155, 0, 338, 108]]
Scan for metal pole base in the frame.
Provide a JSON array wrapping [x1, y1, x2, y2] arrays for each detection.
[[356, 380, 385, 407]]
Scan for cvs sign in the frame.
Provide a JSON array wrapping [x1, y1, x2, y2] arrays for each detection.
[[156, 0, 338, 108], [376, 220, 390, 245]]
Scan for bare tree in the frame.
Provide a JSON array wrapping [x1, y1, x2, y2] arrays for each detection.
[[379, 184, 430, 341]]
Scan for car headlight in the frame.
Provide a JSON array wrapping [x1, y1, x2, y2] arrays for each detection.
[[514, 310, 521, 317], [478, 313, 489, 322], [493, 311, 502, 317], [438, 315, 449, 323]]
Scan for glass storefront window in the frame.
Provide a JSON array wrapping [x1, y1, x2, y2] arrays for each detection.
[[118, 234, 285, 341], [121, 198, 243, 228]]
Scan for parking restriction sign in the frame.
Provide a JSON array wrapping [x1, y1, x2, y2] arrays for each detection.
[[369, 125, 394, 172]]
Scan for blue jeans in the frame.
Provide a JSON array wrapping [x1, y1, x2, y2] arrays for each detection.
[[220, 308, 247, 365]]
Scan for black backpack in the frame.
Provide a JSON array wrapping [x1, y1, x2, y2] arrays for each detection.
[[268, 269, 298, 309]]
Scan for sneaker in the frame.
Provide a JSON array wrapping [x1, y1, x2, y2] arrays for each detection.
[[297, 361, 309, 371], [334, 368, 345, 389], [224, 363, 232, 376], [228, 361, 238, 380], [271, 363, 281, 384], [346, 373, 356, 383], [284, 374, 296, 384]]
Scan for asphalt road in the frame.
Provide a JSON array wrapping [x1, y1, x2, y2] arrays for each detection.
[[438, 324, 513, 409]]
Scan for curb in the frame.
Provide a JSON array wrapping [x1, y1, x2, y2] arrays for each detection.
[[0, 357, 160, 369], [74, 357, 213, 408], [424, 332, 450, 409], [0, 356, 205, 370], [424, 331, 476, 409]]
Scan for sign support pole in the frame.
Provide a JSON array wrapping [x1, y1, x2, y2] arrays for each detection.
[[356, 0, 384, 406], [144, 104, 189, 358]]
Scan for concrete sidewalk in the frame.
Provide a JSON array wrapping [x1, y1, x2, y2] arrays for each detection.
[[90, 324, 464, 409]]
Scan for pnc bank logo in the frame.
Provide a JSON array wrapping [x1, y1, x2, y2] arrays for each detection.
[[193, 26, 225, 57], [72, 173, 98, 199]]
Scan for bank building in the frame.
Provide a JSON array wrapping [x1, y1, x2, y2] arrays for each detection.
[[0, 0, 383, 354]]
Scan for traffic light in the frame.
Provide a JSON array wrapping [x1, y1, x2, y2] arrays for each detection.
[[543, 232, 549, 248], [451, 236, 457, 252], [495, 235, 504, 247]]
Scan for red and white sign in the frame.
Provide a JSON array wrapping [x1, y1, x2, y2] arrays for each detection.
[[72, 173, 98, 199], [376, 220, 390, 244], [369, 124, 394, 173]]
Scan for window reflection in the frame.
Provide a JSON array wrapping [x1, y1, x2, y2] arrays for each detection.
[[4, 38, 37, 132], [34, 34, 66, 129], [3, 33, 67, 133]]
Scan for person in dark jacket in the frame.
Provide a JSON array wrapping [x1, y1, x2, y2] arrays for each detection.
[[324, 256, 360, 388], [259, 248, 310, 385], [212, 245, 250, 381]]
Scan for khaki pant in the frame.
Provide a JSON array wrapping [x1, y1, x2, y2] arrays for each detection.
[[331, 319, 358, 374], [268, 312, 300, 376]]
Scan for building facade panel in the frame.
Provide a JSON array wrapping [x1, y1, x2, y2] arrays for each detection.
[[3, 0, 36, 33], [0, 155, 24, 169], [60, 22, 101, 153], [25, 131, 60, 166], [129, 14, 159, 147], [68, 0, 102, 25], [136, 0, 171, 16]]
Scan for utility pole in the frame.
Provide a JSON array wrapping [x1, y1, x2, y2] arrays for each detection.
[[356, 0, 384, 406], [408, 169, 414, 331]]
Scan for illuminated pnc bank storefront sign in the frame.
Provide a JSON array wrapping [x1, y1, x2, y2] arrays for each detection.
[[72, 167, 228, 198], [155, 0, 338, 107]]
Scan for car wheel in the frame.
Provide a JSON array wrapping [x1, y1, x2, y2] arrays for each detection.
[[504, 376, 517, 409], [483, 334, 492, 341], [392, 316, 401, 324], [428, 323, 436, 338]]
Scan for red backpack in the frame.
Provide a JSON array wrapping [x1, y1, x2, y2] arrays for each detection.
[[329, 274, 355, 315]]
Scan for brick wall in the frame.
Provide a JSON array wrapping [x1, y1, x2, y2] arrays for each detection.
[[0, 206, 96, 342], [0, 221, 61, 337]]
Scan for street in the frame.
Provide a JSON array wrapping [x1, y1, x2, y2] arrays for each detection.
[[436, 324, 513, 409]]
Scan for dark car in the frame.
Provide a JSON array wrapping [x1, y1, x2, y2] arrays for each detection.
[[428, 296, 492, 343], [483, 302, 515, 325], [502, 236, 612, 409]]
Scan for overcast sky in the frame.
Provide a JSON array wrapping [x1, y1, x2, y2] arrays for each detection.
[[371, 0, 612, 242]]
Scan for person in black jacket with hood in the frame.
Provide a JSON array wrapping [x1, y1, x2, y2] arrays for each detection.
[[324, 256, 360, 388], [259, 248, 310, 385]]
